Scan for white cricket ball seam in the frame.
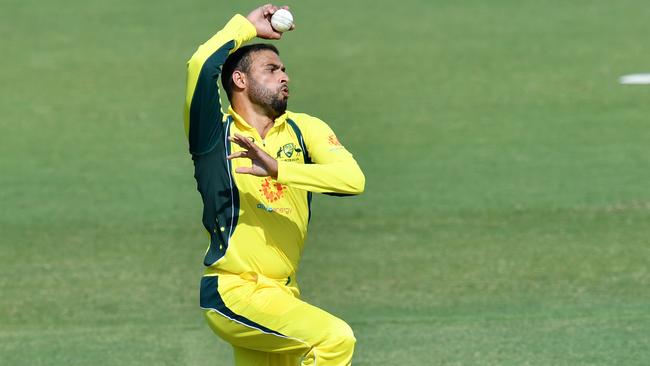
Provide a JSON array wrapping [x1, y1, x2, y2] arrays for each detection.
[[271, 9, 293, 33]]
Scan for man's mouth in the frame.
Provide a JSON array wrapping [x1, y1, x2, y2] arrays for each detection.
[[280, 85, 289, 97]]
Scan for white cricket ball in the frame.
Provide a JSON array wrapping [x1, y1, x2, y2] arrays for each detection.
[[271, 9, 293, 33]]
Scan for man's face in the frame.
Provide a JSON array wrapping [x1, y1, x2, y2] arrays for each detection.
[[245, 50, 290, 118]]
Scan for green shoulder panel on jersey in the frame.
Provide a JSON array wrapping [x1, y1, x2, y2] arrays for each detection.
[[188, 37, 241, 266], [194, 117, 240, 266], [286, 118, 312, 164], [286, 118, 313, 221], [188, 40, 235, 156]]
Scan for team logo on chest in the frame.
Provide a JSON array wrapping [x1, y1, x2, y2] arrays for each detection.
[[276, 143, 302, 159], [260, 177, 285, 203]]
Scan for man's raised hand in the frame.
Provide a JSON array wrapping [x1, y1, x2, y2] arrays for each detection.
[[227, 133, 279, 178], [246, 4, 294, 40]]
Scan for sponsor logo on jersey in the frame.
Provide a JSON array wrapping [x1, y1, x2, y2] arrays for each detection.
[[328, 134, 342, 146], [260, 177, 285, 203], [256, 203, 292, 215]]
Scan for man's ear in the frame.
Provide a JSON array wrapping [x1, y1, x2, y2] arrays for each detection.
[[232, 70, 247, 90]]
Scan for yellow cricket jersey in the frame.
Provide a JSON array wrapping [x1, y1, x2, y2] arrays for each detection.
[[184, 14, 365, 282]]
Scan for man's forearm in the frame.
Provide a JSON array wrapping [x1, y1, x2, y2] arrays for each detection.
[[277, 160, 365, 194]]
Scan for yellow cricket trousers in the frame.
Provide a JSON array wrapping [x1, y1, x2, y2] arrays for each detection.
[[200, 272, 356, 366]]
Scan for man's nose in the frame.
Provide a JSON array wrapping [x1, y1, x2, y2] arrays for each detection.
[[280, 72, 289, 84]]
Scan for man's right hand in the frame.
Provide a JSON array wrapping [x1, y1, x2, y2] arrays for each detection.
[[246, 4, 294, 40]]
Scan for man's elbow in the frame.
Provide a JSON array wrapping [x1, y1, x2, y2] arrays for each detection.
[[187, 44, 209, 73], [348, 169, 365, 194], [322, 169, 364, 197], [187, 54, 202, 73]]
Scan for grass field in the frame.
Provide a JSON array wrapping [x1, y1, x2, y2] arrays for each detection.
[[2, 0, 650, 365]]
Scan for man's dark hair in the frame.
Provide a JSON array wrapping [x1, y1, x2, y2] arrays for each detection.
[[221, 44, 279, 102]]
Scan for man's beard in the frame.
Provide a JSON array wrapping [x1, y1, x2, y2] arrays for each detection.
[[248, 77, 288, 119]]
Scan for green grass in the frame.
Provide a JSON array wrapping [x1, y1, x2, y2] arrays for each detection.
[[2, 0, 650, 365]]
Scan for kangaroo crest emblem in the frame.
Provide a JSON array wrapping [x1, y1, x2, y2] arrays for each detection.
[[276, 143, 302, 158]]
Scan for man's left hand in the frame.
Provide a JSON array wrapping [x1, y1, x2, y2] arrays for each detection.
[[227, 133, 279, 178]]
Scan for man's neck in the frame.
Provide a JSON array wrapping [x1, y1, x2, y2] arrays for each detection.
[[232, 99, 276, 139]]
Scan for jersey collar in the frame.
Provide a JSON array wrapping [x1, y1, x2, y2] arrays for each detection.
[[228, 106, 289, 131]]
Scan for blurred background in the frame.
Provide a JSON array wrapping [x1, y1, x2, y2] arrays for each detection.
[[1, 0, 649, 365]]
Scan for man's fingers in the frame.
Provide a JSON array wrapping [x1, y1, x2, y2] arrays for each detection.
[[262, 4, 278, 17], [227, 151, 247, 160], [228, 136, 244, 148], [235, 133, 257, 149], [235, 167, 254, 175], [229, 134, 265, 161], [231, 135, 246, 149], [229, 134, 253, 150], [234, 133, 249, 143]]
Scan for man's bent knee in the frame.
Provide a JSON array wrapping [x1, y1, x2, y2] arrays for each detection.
[[321, 319, 356, 353], [334, 322, 356, 350], [303, 320, 355, 365]]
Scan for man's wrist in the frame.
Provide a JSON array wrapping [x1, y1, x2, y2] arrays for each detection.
[[227, 14, 257, 41], [243, 14, 258, 37], [269, 159, 279, 179]]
